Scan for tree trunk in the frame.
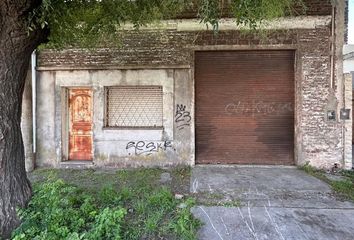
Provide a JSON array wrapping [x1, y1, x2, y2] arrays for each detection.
[[0, 1, 48, 238]]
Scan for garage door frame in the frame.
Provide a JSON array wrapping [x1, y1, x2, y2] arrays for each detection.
[[191, 46, 300, 165]]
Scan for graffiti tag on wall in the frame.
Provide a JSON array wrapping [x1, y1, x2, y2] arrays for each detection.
[[126, 141, 173, 156], [175, 104, 191, 130], [225, 100, 293, 117]]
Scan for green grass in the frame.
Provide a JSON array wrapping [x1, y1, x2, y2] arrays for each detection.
[[298, 163, 329, 182], [299, 164, 354, 202], [13, 167, 200, 240], [341, 170, 354, 182], [331, 180, 354, 201]]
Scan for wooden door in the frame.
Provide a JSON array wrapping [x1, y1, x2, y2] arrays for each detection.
[[68, 89, 93, 160], [195, 51, 295, 165]]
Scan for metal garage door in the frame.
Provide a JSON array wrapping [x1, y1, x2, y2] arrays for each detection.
[[195, 50, 295, 165]]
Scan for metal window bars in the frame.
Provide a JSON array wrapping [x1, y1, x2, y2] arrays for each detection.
[[105, 86, 163, 128]]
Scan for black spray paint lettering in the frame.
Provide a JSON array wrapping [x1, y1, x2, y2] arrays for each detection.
[[225, 100, 293, 117], [126, 141, 174, 156], [175, 104, 191, 130]]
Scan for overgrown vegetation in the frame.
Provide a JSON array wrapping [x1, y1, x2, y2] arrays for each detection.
[[28, 0, 304, 48], [32, 0, 192, 48], [299, 164, 354, 202], [11, 168, 200, 240], [230, 0, 303, 29]]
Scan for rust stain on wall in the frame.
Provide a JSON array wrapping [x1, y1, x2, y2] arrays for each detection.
[[69, 89, 93, 160]]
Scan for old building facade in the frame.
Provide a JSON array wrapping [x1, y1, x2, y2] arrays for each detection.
[[22, 0, 352, 170]]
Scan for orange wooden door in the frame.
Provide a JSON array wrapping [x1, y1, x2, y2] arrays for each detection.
[[68, 89, 93, 160]]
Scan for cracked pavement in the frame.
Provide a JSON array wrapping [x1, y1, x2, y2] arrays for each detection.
[[191, 166, 354, 240]]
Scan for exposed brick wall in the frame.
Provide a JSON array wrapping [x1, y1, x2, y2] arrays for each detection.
[[38, 29, 300, 68], [297, 27, 343, 168], [194, 30, 298, 46], [299, 0, 332, 16], [38, 31, 193, 67]]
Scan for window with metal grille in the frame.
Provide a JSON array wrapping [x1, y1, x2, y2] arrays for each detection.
[[105, 86, 163, 128]]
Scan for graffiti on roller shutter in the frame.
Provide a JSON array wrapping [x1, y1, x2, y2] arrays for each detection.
[[225, 100, 293, 117]]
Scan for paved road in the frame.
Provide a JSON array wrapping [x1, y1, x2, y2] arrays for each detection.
[[191, 166, 354, 240]]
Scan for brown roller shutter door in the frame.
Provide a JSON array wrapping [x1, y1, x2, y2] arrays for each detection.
[[195, 50, 295, 165]]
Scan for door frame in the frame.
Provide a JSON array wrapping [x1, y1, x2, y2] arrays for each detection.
[[61, 87, 93, 161]]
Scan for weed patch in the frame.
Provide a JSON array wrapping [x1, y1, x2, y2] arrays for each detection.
[[299, 164, 354, 202], [13, 168, 200, 240], [12, 179, 126, 240], [331, 180, 354, 201]]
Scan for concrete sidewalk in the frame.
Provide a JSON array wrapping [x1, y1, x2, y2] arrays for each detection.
[[191, 166, 354, 240]]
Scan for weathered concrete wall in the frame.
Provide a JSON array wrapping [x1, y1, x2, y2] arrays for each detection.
[[343, 45, 354, 73], [21, 69, 33, 172], [36, 71, 56, 167], [343, 43, 354, 161], [34, 3, 349, 169], [343, 73, 352, 169], [344, 58, 354, 73], [35, 69, 193, 168]]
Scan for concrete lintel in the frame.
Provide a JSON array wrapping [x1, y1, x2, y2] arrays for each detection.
[[176, 16, 332, 31], [37, 65, 191, 71], [118, 16, 331, 32]]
